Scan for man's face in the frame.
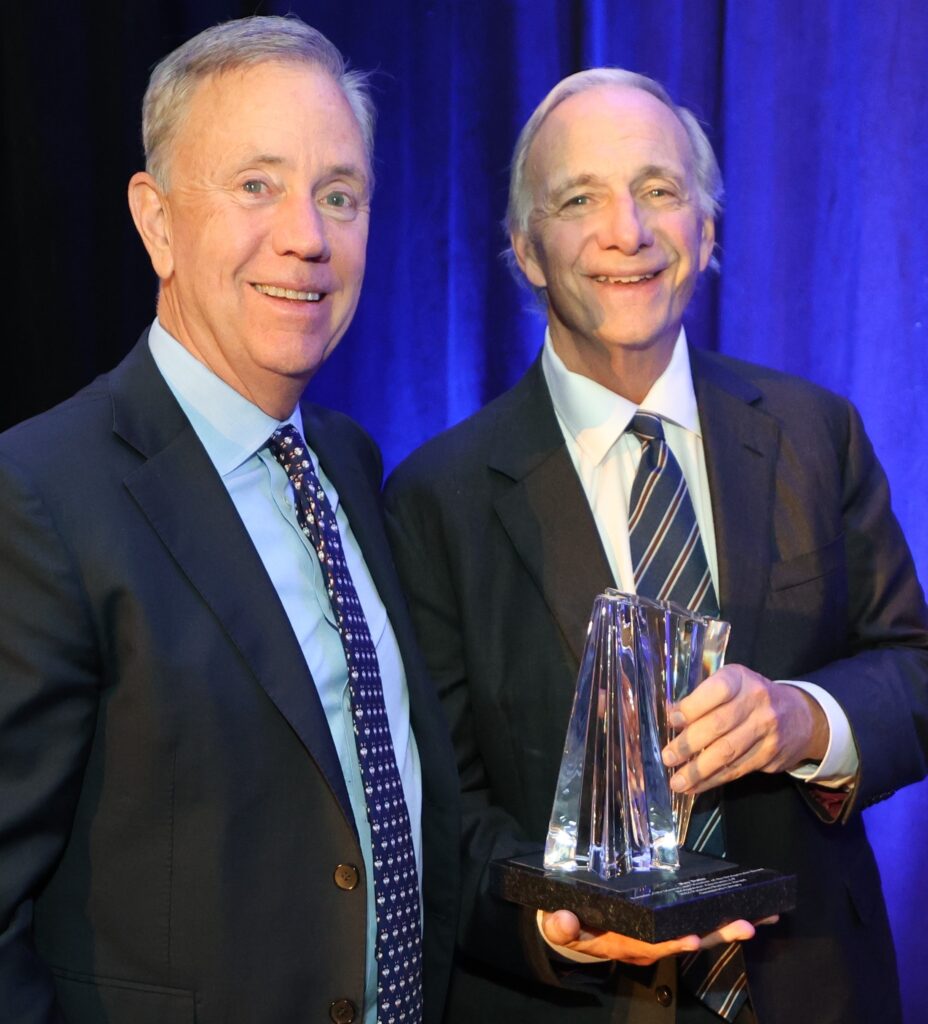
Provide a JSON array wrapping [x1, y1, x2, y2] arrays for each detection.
[[513, 85, 714, 379], [147, 61, 370, 413]]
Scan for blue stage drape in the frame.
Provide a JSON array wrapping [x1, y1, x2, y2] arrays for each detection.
[[4, 1, 925, 1017], [298, 3, 928, 1018]]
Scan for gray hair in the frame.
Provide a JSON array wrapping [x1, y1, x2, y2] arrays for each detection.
[[506, 68, 723, 282], [142, 15, 375, 189]]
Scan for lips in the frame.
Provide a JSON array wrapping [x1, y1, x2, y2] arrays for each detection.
[[252, 283, 324, 302]]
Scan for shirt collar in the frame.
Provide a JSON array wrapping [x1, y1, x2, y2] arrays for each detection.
[[541, 327, 701, 465], [148, 318, 303, 477]]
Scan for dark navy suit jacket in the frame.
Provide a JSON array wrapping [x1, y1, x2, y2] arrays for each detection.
[[384, 348, 928, 1024], [0, 334, 459, 1023]]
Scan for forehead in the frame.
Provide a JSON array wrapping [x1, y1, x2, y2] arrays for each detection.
[[172, 60, 367, 173], [526, 84, 695, 191]]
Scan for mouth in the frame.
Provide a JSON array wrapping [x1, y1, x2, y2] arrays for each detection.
[[252, 283, 325, 303], [591, 272, 659, 285]]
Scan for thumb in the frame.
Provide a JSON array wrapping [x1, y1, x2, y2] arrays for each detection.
[[542, 909, 581, 945]]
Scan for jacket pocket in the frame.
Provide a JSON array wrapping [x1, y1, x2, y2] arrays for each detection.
[[769, 534, 845, 592], [52, 968, 195, 1024]]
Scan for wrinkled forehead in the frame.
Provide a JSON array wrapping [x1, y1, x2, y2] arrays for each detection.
[[525, 84, 696, 194]]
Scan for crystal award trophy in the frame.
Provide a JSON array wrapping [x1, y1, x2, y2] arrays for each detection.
[[490, 591, 796, 941]]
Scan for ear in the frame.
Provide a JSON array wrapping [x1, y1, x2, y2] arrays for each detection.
[[128, 171, 174, 280], [698, 216, 716, 272], [511, 230, 548, 290]]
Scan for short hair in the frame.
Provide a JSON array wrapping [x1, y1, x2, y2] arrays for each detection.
[[142, 15, 375, 189], [506, 68, 723, 246]]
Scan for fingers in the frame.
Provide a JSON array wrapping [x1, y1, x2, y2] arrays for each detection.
[[698, 918, 756, 949], [568, 930, 701, 966], [662, 666, 826, 792], [541, 910, 701, 966]]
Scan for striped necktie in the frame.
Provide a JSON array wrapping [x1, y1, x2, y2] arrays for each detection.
[[269, 425, 422, 1024], [626, 412, 748, 1021]]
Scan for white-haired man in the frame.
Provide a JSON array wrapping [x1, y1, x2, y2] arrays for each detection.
[[0, 16, 458, 1024], [385, 69, 928, 1024]]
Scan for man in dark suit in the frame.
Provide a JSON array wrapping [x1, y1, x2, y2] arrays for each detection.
[[384, 69, 928, 1023], [0, 16, 458, 1024]]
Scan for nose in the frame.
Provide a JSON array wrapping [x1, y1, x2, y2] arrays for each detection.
[[272, 194, 331, 261], [599, 195, 653, 255]]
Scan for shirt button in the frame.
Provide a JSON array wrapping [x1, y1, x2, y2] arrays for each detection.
[[333, 864, 360, 890], [329, 999, 357, 1023], [656, 985, 674, 1007]]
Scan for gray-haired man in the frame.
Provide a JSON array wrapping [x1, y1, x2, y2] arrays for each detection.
[[0, 16, 458, 1024], [385, 69, 928, 1024]]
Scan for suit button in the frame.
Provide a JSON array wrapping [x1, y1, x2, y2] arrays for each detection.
[[329, 998, 357, 1023], [334, 864, 360, 890], [655, 985, 674, 1007]]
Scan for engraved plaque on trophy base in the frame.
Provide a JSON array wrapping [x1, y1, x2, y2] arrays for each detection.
[[491, 849, 796, 943]]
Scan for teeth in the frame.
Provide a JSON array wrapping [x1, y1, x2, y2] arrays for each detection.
[[593, 273, 656, 284], [254, 284, 322, 302]]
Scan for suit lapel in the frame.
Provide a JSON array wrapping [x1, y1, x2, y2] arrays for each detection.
[[109, 336, 355, 824], [691, 348, 780, 666], [489, 360, 615, 665]]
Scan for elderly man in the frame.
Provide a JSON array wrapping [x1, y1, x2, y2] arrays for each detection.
[[0, 16, 458, 1024], [384, 69, 928, 1024]]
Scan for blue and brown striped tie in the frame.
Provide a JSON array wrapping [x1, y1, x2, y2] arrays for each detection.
[[627, 412, 748, 1022]]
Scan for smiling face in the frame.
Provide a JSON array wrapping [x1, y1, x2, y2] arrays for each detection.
[[129, 60, 370, 417], [512, 85, 715, 396]]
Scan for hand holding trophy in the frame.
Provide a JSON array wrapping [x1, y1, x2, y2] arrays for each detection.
[[492, 590, 795, 942]]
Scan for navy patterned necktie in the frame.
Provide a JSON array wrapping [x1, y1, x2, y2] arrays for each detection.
[[626, 412, 747, 1022], [268, 425, 422, 1024]]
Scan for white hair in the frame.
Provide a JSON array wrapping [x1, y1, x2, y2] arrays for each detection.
[[141, 15, 375, 189]]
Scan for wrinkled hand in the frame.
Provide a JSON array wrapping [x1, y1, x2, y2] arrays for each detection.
[[662, 665, 830, 795], [541, 910, 765, 965]]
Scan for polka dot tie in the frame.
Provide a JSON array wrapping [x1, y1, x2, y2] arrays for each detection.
[[269, 425, 422, 1024]]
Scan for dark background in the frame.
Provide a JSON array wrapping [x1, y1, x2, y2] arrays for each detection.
[[3, 1, 926, 1018]]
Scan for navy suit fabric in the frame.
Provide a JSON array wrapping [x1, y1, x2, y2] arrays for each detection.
[[383, 348, 928, 1024], [0, 333, 459, 1024]]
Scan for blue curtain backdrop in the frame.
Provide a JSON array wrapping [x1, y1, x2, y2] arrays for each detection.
[[3, 1, 925, 1018], [306, 4, 928, 1019]]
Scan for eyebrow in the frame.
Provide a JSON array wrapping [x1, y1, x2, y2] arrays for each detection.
[[632, 163, 688, 188], [244, 155, 368, 182], [546, 173, 602, 204]]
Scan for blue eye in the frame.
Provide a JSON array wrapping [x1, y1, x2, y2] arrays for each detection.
[[325, 191, 352, 208], [242, 180, 266, 194]]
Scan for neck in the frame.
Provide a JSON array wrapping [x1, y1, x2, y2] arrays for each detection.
[[550, 330, 676, 404]]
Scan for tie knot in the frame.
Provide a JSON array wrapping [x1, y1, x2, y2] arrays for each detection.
[[629, 411, 664, 443], [268, 424, 310, 479]]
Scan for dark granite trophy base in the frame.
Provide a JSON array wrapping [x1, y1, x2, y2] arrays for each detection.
[[490, 850, 796, 943]]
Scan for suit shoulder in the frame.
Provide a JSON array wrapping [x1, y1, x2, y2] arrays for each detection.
[[695, 349, 854, 422], [387, 374, 533, 496], [0, 374, 114, 462]]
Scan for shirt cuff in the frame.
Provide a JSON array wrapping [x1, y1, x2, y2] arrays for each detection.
[[535, 910, 609, 963], [777, 680, 858, 786]]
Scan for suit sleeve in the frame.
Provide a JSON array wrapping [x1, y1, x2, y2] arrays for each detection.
[[384, 474, 612, 990], [803, 400, 928, 820], [0, 453, 100, 1022]]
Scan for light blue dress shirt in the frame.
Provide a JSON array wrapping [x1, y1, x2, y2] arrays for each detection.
[[149, 320, 422, 1023]]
